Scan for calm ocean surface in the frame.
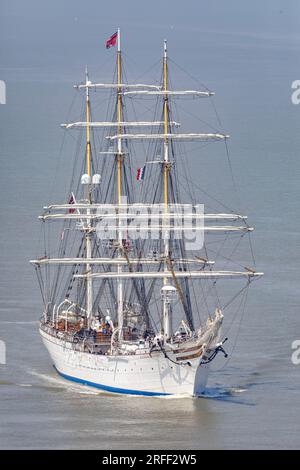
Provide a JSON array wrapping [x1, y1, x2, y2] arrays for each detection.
[[0, 0, 300, 449]]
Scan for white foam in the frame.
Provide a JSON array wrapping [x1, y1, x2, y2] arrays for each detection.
[[29, 370, 101, 395]]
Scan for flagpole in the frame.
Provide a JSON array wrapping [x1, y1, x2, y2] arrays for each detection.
[[117, 27, 121, 53]]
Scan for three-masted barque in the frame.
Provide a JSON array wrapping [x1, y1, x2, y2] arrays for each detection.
[[31, 30, 263, 396]]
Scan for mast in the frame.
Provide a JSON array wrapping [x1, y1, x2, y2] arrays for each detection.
[[162, 40, 172, 338], [116, 28, 124, 339], [85, 66, 93, 327]]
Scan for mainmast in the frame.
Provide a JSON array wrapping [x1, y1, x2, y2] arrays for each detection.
[[116, 28, 124, 338], [85, 66, 93, 327], [162, 40, 172, 338]]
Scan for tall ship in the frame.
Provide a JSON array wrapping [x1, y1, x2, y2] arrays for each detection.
[[31, 30, 263, 396]]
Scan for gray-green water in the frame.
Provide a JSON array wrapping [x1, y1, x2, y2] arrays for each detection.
[[0, 0, 300, 449]]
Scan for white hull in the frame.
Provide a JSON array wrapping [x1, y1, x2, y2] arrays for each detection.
[[40, 328, 210, 396]]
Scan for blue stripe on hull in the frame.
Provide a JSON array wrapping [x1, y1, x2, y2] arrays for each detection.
[[54, 366, 171, 397]]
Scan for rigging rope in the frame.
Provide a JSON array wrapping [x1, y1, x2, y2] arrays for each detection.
[[212, 283, 250, 371]]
